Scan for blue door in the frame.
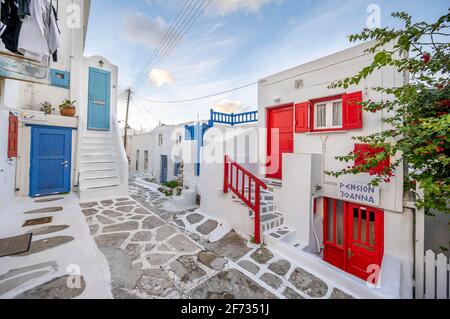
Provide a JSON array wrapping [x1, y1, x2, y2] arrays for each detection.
[[30, 126, 72, 197], [87, 67, 111, 131], [160, 155, 168, 183]]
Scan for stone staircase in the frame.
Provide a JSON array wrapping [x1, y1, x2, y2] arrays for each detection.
[[231, 178, 289, 237], [78, 131, 128, 201]]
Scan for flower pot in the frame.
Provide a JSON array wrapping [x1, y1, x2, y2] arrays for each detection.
[[60, 106, 76, 117]]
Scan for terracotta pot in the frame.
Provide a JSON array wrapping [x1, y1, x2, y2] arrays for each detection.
[[60, 106, 76, 117]]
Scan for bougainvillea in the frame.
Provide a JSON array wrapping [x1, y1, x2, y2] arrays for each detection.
[[326, 10, 450, 214]]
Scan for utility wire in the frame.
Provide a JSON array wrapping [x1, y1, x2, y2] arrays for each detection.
[[131, 51, 373, 105], [130, 96, 155, 129], [131, 93, 162, 123], [134, 81, 257, 104], [134, 0, 207, 91], [133, 0, 212, 91], [132, 0, 195, 90]]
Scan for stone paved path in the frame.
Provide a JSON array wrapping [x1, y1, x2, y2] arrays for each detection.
[[79, 177, 356, 299]]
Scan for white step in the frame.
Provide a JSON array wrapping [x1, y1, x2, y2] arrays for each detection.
[[80, 177, 121, 190], [83, 131, 114, 138], [80, 154, 115, 163], [82, 136, 113, 144], [80, 162, 117, 171], [79, 169, 119, 180], [82, 142, 115, 149], [80, 185, 129, 202], [81, 148, 115, 156]]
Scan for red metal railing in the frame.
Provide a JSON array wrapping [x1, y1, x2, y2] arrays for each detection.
[[223, 155, 267, 244]]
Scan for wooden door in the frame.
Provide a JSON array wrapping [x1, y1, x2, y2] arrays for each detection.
[[87, 67, 111, 131], [323, 198, 384, 283], [346, 203, 384, 283], [30, 126, 72, 197], [266, 104, 294, 179]]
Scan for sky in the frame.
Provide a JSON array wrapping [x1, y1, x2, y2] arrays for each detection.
[[84, 0, 449, 130]]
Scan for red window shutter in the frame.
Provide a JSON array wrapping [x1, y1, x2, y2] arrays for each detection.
[[295, 102, 309, 132], [343, 91, 363, 130], [354, 143, 390, 175], [7, 113, 18, 158]]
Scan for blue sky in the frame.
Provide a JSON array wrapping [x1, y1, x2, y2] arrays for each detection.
[[85, 0, 449, 130]]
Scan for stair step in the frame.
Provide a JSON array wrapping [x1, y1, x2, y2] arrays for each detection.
[[80, 155, 115, 163], [80, 177, 121, 190], [82, 141, 115, 148], [81, 148, 115, 156], [79, 169, 119, 180], [264, 226, 295, 241], [80, 162, 117, 171], [79, 185, 128, 202]]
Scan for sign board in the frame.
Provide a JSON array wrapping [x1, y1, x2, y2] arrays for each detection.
[[338, 180, 380, 206], [0, 51, 49, 85]]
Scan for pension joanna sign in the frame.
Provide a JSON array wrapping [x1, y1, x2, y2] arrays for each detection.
[[338, 180, 380, 206]]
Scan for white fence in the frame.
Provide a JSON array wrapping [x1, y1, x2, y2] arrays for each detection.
[[416, 250, 449, 299]]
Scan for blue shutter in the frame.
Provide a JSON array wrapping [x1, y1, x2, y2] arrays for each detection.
[[50, 69, 70, 89]]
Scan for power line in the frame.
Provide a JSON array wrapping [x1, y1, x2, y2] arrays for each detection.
[[134, 81, 257, 104], [131, 95, 160, 127], [132, 0, 195, 90], [131, 92, 162, 123], [132, 51, 373, 105], [133, 0, 212, 91], [134, 0, 208, 91]]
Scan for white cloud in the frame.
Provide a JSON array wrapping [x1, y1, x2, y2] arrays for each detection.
[[207, 0, 274, 16], [149, 68, 176, 87], [210, 99, 249, 113], [123, 12, 167, 48]]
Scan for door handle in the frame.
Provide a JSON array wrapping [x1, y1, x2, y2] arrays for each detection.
[[61, 161, 69, 166], [347, 248, 353, 259]]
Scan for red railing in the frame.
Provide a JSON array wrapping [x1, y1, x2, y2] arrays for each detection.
[[223, 155, 267, 244]]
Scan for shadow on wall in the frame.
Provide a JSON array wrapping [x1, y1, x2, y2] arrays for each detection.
[[425, 211, 450, 258]]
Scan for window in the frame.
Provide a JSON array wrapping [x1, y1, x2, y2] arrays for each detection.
[[313, 99, 343, 130], [296, 91, 363, 133], [158, 134, 163, 146], [50, 69, 70, 89], [144, 151, 149, 170], [325, 198, 345, 247], [176, 133, 182, 145]]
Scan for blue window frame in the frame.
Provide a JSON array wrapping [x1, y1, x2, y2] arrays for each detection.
[[50, 69, 70, 89]]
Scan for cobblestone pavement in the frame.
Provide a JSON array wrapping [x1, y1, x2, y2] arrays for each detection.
[[79, 179, 356, 299]]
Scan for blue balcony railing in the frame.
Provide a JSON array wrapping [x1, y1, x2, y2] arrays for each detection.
[[209, 109, 258, 126]]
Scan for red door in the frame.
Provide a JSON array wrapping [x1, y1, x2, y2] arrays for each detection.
[[323, 198, 384, 283], [346, 203, 384, 283], [266, 104, 294, 179]]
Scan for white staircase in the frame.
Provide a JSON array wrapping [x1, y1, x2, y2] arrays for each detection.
[[78, 131, 128, 202], [230, 178, 300, 243]]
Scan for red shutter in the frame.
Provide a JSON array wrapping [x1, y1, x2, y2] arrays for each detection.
[[343, 91, 363, 130], [295, 102, 309, 132], [354, 143, 390, 175], [7, 113, 18, 158]]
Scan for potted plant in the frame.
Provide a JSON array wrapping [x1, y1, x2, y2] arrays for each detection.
[[40, 101, 54, 115], [59, 99, 76, 117]]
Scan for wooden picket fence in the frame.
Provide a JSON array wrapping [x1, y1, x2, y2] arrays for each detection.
[[416, 250, 450, 299]]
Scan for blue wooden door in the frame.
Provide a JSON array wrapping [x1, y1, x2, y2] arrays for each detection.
[[160, 155, 168, 183], [87, 67, 111, 130], [30, 126, 72, 197]]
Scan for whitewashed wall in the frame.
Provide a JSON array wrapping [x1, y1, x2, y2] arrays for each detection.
[[258, 41, 412, 298], [0, 110, 16, 208], [130, 124, 186, 183]]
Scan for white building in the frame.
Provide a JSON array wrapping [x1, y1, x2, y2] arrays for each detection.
[[199, 41, 413, 298], [129, 122, 202, 185], [0, 0, 128, 203]]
